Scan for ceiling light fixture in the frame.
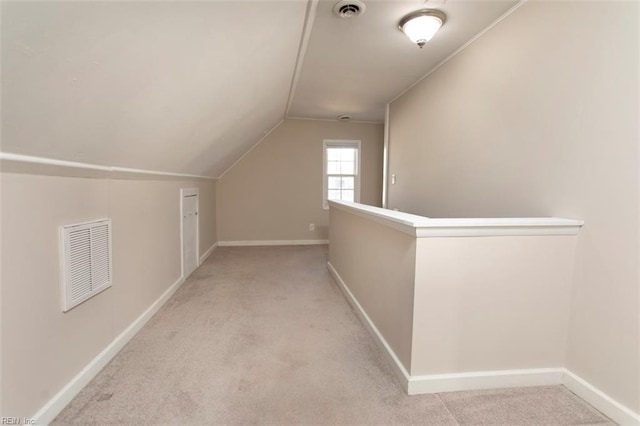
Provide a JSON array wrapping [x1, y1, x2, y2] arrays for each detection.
[[399, 9, 446, 48]]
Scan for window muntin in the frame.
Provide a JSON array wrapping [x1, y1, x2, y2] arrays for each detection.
[[323, 140, 360, 209]]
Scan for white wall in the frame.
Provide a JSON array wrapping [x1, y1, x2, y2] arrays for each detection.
[[388, 1, 639, 413], [0, 170, 217, 418], [0, 1, 307, 177]]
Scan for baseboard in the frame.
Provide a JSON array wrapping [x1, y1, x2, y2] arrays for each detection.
[[218, 239, 328, 247], [327, 261, 573, 400], [199, 242, 218, 265], [32, 274, 187, 425], [329, 260, 639, 424], [563, 369, 640, 425], [408, 368, 564, 395], [326, 261, 411, 392], [31, 260, 639, 426]]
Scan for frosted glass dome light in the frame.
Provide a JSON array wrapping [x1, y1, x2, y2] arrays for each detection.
[[399, 10, 446, 48]]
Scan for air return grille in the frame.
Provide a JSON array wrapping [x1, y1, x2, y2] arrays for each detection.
[[60, 219, 112, 312]]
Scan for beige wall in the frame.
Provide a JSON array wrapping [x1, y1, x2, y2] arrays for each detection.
[[328, 207, 416, 372], [388, 1, 639, 412], [0, 171, 217, 418], [328, 202, 579, 380], [217, 119, 384, 242], [413, 236, 575, 376]]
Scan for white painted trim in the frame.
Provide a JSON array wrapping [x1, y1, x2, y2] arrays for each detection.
[[329, 200, 584, 237], [285, 116, 384, 125], [180, 188, 199, 280], [411, 226, 583, 238], [218, 240, 328, 247], [408, 368, 564, 395], [330, 199, 431, 234], [32, 274, 186, 425], [0, 152, 217, 180], [323, 139, 361, 209], [181, 188, 198, 197], [1, 153, 112, 171], [563, 369, 640, 425], [382, 103, 390, 209], [110, 166, 213, 181], [327, 261, 566, 396], [284, 0, 319, 117], [218, 120, 284, 179], [327, 261, 410, 391], [388, 0, 529, 105], [199, 242, 218, 265]]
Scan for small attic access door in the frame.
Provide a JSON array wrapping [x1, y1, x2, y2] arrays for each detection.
[[181, 188, 199, 279]]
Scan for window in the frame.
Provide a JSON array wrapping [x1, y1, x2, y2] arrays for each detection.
[[323, 140, 361, 209]]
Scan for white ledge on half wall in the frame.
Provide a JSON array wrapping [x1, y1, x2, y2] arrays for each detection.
[[328, 200, 584, 237]]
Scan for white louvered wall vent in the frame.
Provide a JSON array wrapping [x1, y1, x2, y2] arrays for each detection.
[[60, 219, 112, 312]]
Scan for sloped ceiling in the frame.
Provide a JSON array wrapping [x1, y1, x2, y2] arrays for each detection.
[[1, 1, 307, 177], [1, 0, 518, 177], [289, 0, 519, 122]]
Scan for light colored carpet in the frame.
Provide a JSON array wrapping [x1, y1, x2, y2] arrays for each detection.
[[437, 386, 612, 425], [53, 246, 612, 425]]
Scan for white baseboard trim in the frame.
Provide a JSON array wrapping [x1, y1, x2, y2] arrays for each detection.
[[327, 261, 411, 392], [408, 368, 564, 395], [32, 274, 187, 425], [563, 369, 640, 425], [327, 261, 563, 395], [199, 242, 218, 265], [326, 261, 639, 424], [31, 259, 639, 425], [218, 239, 328, 247]]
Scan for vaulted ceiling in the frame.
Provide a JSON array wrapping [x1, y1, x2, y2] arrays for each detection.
[[1, 0, 518, 178]]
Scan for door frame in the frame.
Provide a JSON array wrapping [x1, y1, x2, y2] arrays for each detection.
[[180, 187, 199, 279]]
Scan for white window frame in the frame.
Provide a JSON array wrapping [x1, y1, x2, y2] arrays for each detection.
[[323, 139, 361, 209]]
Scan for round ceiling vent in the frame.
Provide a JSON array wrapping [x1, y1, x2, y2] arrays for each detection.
[[332, 0, 366, 19], [337, 114, 352, 121]]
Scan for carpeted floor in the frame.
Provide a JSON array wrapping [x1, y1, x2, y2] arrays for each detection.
[[53, 245, 613, 425]]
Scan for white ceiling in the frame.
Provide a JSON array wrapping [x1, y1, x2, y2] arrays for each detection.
[[1, 0, 518, 177], [289, 0, 519, 122]]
